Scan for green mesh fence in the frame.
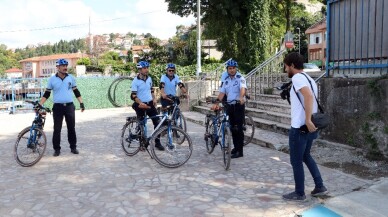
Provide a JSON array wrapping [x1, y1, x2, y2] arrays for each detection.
[[42, 77, 133, 110]]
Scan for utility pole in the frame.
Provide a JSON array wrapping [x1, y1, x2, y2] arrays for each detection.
[[297, 27, 301, 54], [196, 0, 201, 77]]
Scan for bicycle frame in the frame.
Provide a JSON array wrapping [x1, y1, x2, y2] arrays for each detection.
[[26, 102, 48, 148], [138, 110, 176, 144], [209, 106, 230, 148]]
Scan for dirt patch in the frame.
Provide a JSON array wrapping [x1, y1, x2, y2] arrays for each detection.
[[312, 140, 388, 180]]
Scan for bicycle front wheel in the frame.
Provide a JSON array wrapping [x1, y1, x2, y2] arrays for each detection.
[[150, 126, 193, 168], [222, 126, 232, 170], [14, 127, 47, 167], [121, 119, 142, 156], [243, 114, 255, 146], [174, 110, 187, 132]]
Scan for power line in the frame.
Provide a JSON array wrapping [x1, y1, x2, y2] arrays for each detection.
[[0, 10, 163, 33]]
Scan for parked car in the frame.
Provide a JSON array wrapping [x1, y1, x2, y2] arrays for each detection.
[[303, 63, 321, 73]]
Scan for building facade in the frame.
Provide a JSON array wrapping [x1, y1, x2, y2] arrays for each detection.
[[19, 53, 86, 78], [305, 17, 326, 68]]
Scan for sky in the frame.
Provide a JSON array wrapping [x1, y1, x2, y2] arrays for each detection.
[[0, 0, 196, 49]]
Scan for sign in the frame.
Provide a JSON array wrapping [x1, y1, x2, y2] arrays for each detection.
[[284, 31, 294, 49]]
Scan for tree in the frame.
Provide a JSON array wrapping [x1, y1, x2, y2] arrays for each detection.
[[166, 0, 271, 68], [77, 57, 91, 65]]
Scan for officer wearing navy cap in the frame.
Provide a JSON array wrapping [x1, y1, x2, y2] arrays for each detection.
[[130, 61, 164, 151], [212, 59, 246, 158], [38, 58, 84, 157]]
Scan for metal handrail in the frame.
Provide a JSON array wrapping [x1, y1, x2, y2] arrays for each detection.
[[187, 58, 231, 109], [245, 50, 287, 100]]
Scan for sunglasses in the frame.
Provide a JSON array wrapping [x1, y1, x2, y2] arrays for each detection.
[[168, 70, 175, 72]]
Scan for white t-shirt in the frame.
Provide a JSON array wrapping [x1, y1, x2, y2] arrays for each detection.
[[290, 72, 318, 128]]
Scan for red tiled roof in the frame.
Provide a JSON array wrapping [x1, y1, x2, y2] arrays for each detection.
[[5, 68, 23, 73], [19, 53, 87, 63], [306, 17, 326, 34]]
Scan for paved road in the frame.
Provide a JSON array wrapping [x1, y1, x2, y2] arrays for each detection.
[[0, 108, 371, 217]]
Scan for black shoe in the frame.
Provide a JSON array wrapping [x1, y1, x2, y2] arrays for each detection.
[[231, 148, 237, 154], [231, 152, 243, 158], [282, 191, 306, 201], [71, 149, 79, 154], [53, 150, 60, 157], [311, 186, 328, 197], [155, 143, 165, 151]]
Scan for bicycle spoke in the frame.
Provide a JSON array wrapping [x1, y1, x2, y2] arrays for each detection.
[[150, 126, 192, 168], [14, 127, 46, 167]]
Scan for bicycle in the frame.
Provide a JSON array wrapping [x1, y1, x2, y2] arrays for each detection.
[[161, 94, 187, 133], [121, 106, 193, 168], [204, 100, 238, 170], [14, 100, 51, 167]]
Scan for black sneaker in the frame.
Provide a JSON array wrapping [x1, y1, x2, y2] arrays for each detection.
[[155, 143, 165, 151], [53, 150, 60, 157], [282, 192, 306, 201], [311, 186, 328, 197], [71, 149, 79, 154]]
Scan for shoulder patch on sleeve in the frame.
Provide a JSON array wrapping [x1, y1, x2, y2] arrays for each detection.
[[236, 75, 241, 78]]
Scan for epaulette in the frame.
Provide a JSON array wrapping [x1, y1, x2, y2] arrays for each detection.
[[236, 75, 241, 78]]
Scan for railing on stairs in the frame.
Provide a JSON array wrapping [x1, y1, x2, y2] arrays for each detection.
[[187, 59, 231, 109], [245, 49, 287, 100]]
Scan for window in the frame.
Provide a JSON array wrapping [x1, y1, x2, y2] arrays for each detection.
[[309, 33, 322, 45]]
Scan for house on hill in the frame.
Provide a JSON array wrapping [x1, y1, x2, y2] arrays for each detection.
[[19, 53, 87, 78]]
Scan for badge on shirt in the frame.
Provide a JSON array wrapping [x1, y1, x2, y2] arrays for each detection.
[[68, 82, 72, 90], [225, 81, 228, 85]]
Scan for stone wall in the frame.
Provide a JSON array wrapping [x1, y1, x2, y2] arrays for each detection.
[[319, 78, 388, 158]]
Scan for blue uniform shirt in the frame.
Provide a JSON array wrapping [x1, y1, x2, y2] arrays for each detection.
[[47, 74, 77, 103], [131, 74, 153, 102], [220, 71, 242, 87], [160, 74, 181, 96], [220, 74, 247, 102]]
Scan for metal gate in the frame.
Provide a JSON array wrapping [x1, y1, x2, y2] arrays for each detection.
[[326, 0, 388, 77]]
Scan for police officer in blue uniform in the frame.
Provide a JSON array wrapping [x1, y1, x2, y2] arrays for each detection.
[[38, 58, 85, 157], [159, 63, 187, 108], [212, 59, 246, 158], [130, 61, 164, 151]]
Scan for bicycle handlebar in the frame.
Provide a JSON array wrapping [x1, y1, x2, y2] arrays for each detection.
[[25, 100, 51, 113]]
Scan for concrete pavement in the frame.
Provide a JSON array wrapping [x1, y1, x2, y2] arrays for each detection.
[[0, 108, 384, 216]]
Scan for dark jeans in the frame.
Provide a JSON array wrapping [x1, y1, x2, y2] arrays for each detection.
[[132, 101, 161, 144], [227, 103, 245, 153], [289, 127, 323, 195], [160, 97, 180, 108], [52, 103, 77, 151]]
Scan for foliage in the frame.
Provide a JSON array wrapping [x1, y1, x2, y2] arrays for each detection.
[[77, 57, 91, 65], [144, 37, 170, 63], [14, 39, 86, 59], [0, 44, 21, 77], [86, 65, 104, 72], [166, 0, 271, 68]]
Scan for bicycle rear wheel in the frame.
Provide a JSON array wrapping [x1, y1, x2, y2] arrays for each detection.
[[243, 114, 255, 146], [150, 126, 193, 168], [222, 126, 232, 170], [204, 118, 216, 154], [14, 127, 46, 167], [121, 119, 142, 156]]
